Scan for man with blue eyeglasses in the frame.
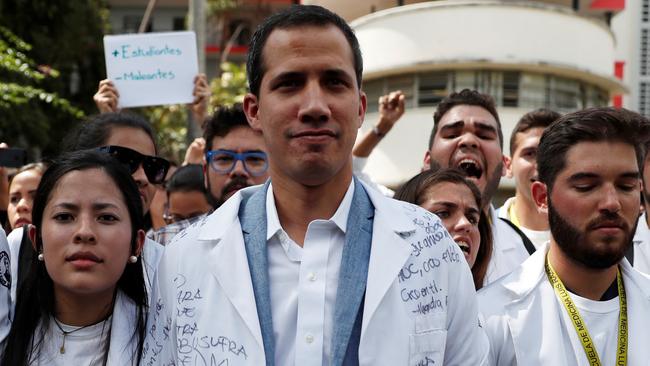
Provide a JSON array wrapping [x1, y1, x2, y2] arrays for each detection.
[[152, 103, 269, 245]]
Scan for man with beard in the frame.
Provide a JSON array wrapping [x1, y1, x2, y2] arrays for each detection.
[[152, 103, 269, 244], [478, 107, 650, 365], [424, 89, 532, 285]]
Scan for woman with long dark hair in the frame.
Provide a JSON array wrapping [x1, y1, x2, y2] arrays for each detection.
[[2, 150, 148, 365], [395, 168, 493, 289]]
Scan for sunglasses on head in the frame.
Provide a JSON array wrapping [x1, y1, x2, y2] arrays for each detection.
[[98, 145, 170, 185]]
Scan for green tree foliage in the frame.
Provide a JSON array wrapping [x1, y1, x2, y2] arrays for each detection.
[[0, 0, 108, 158], [209, 62, 248, 109]]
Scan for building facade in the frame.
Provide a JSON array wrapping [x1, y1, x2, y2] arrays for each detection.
[[307, 0, 627, 193]]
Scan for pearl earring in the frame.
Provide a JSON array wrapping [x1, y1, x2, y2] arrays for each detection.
[[129, 255, 138, 263], [37, 253, 44, 261]]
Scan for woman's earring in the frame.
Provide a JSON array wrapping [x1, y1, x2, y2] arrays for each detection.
[[129, 255, 138, 263], [37, 253, 44, 261]]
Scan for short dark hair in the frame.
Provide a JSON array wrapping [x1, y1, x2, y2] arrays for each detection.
[[394, 168, 493, 290], [204, 103, 250, 151], [246, 4, 363, 97], [428, 89, 503, 150], [537, 107, 650, 192], [64, 112, 158, 154], [509, 108, 561, 156], [4, 150, 147, 365], [166, 164, 207, 196]]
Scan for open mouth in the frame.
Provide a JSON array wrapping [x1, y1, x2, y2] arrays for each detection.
[[456, 159, 483, 179], [456, 240, 471, 255]]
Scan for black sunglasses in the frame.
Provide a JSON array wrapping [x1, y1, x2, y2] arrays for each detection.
[[98, 145, 170, 185]]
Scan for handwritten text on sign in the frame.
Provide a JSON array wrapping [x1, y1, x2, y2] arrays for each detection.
[[103, 31, 198, 108]]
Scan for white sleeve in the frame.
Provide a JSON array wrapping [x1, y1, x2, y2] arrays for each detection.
[[443, 243, 490, 365], [0, 228, 13, 349], [352, 157, 395, 198]]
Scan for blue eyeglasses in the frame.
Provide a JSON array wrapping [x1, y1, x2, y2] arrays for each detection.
[[205, 149, 269, 176]]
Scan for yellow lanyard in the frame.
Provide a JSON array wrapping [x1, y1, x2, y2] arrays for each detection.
[[544, 256, 627, 366], [508, 201, 521, 228]]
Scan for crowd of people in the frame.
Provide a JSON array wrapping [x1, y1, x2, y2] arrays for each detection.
[[0, 3, 649, 365]]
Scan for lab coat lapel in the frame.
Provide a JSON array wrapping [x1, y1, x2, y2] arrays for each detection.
[[239, 181, 275, 366], [330, 178, 374, 366], [106, 291, 138, 365], [503, 245, 572, 365], [360, 184, 413, 338]]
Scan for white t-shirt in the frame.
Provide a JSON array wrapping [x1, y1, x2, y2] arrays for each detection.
[[557, 290, 620, 365], [31, 315, 112, 366], [498, 197, 550, 249]]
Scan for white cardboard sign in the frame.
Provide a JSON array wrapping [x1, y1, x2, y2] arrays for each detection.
[[103, 31, 198, 108]]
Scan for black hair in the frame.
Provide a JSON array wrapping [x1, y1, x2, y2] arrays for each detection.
[[394, 168, 493, 290], [246, 4, 363, 97], [2, 150, 147, 365], [166, 164, 207, 196], [509, 108, 561, 156], [428, 89, 503, 150], [538, 107, 650, 193], [203, 103, 251, 151], [64, 112, 158, 154]]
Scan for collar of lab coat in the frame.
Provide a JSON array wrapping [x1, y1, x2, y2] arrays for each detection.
[[196, 178, 415, 242], [106, 291, 140, 365]]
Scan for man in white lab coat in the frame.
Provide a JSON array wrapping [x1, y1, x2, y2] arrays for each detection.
[[423, 90, 533, 285], [479, 107, 650, 365], [142, 4, 488, 366]]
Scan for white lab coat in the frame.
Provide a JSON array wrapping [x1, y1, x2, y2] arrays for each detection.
[[632, 213, 650, 274], [478, 243, 650, 366], [142, 182, 489, 366], [0, 228, 11, 349], [483, 205, 531, 286]]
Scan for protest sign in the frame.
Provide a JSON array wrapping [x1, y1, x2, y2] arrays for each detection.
[[103, 31, 198, 108]]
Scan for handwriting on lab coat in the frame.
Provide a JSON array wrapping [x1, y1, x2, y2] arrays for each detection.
[[143, 274, 248, 366], [399, 210, 461, 317]]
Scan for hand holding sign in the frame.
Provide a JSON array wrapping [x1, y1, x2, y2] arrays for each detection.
[[103, 31, 199, 108]]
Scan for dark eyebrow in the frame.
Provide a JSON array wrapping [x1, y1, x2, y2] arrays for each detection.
[[568, 171, 640, 182], [439, 121, 465, 133], [51, 202, 120, 211], [475, 122, 498, 135], [323, 69, 353, 81], [270, 71, 304, 83], [466, 207, 480, 216], [433, 201, 458, 210]]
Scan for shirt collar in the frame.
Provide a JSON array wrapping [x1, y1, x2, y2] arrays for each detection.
[[266, 179, 355, 240]]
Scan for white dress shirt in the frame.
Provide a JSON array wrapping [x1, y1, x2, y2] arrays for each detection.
[[266, 180, 354, 366]]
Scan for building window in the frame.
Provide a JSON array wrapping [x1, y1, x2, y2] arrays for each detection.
[[418, 71, 448, 106], [502, 72, 520, 107], [386, 75, 415, 108], [550, 77, 580, 111], [363, 71, 606, 113], [643, 0, 649, 22], [642, 29, 649, 76], [173, 17, 185, 31], [641, 82, 649, 116], [123, 15, 152, 33], [453, 71, 476, 92], [363, 79, 384, 113], [519, 73, 546, 109]]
